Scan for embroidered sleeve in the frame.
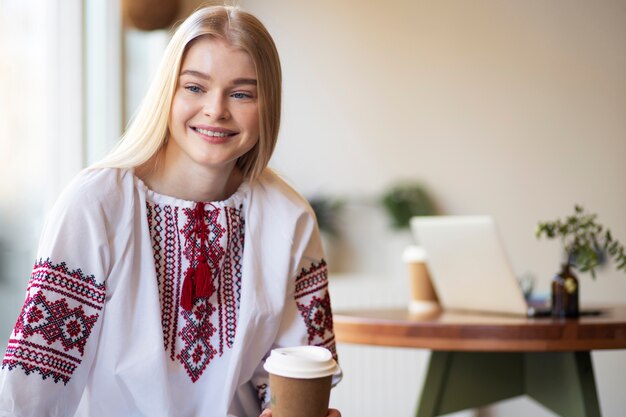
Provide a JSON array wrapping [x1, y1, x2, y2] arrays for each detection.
[[250, 210, 341, 406], [294, 259, 337, 359], [0, 176, 110, 417], [288, 213, 340, 388], [3, 259, 105, 382]]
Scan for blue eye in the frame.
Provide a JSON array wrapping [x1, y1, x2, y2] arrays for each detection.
[[231, 92, 252, 100], [185, 85, 202, 93]]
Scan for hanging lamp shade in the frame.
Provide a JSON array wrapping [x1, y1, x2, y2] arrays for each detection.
[[122, 0, 180, 31]]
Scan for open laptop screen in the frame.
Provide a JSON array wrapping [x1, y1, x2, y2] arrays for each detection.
[[410, 215, 530, 316]]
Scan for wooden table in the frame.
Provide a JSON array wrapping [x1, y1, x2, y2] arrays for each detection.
[[334, 306, 626, 417]]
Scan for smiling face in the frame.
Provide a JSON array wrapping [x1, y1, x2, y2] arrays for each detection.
[[165, 36, 260, 178]]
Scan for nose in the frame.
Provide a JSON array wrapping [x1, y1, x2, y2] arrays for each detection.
[[203, 92, 230, 120]]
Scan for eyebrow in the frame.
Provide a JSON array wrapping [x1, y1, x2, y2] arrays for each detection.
[[179, 69, 257, 86]]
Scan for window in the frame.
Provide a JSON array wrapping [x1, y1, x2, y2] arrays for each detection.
[[0, 0, 85, 352]]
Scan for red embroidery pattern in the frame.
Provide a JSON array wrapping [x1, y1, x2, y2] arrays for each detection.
[[181, 206, 225, 272], [2, 259, 105, 384], [149, 204, 182, 360], [217, 207, 244, 354], [294, 260, 337, 360], [147, 201, 244, 382], [178, 301, 217, 382]]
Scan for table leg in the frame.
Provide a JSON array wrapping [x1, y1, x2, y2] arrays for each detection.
[[415, 351, 601, 417], [415, 351, 524, 417], [525, 351, 601, 417]]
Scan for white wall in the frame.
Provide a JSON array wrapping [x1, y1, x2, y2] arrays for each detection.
[[239, 0, 626, 416]]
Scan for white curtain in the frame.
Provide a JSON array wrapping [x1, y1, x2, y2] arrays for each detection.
[[0, 0, 84, 352]]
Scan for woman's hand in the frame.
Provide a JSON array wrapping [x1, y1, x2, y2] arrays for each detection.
[[260, 408, 341, 417]]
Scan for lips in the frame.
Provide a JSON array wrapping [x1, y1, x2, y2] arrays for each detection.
[[191, 126, 237, 138]]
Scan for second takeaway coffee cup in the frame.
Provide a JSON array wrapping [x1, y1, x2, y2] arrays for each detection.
[[264, 346, 339, 417], [402, 245, 439, 314]]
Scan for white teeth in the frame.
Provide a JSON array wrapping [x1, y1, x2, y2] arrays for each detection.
[[196, 127, 230, 137]]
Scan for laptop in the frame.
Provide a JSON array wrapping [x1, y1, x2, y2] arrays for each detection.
[[410, 215, 550, 317]]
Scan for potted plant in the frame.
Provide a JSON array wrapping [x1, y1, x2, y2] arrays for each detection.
[[381, 182, 437, 230], [536, 205, 626, 317]]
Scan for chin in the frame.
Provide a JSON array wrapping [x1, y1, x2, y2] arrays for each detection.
[[195, 157, 238, 171]]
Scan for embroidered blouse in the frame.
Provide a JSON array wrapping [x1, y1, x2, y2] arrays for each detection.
[[0, 168, 339, 417]]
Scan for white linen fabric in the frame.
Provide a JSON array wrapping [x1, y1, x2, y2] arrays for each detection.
[[0, 168, 339, 417]]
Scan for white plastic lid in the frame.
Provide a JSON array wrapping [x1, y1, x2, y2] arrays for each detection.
[[402, 245, 428, 263], [264, 346, 339, 379]]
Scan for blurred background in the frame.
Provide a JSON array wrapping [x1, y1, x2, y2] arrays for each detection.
[[1, 0, 625, 415]]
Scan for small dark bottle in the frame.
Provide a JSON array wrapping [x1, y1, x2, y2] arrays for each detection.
[[551, 263, 579, 318]]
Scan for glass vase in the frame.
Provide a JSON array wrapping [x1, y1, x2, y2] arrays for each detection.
[[551, 263, 579, 318]]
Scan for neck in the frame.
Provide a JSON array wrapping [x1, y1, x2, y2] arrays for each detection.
[[136, 150, 244, 202]]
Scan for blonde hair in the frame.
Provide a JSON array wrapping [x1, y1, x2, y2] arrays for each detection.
[[94, 5, 282, 181]]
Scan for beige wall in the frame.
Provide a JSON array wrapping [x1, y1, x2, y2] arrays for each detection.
[[239, 0, 626, 415], [242, 0, 626, 294]]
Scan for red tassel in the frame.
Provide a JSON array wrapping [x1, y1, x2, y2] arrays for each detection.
[[181, 268, 195, 311], [195, 258, 215, 298], [195, 202, 205, 219], [187, 202, 215, 300]]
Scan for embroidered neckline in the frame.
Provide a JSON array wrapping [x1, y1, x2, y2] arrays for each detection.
[[145, 198, 245, 381]]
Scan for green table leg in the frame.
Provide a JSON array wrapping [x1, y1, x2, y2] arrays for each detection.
[[415, 351, 524, 417], [525, 351, 601, 417], [415, 351, 602, 417]]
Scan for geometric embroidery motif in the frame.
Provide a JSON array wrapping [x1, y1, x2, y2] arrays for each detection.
[[147, 201, 244, 383], [294, 259, 337, 360], [16, 292, 99, 355], [178, 301, 216, 382], [2, 259, 105, 385]]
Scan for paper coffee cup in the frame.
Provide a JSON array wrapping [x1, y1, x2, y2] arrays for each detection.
[[264, 346, 338, 417], [402, 246, 439, 314]]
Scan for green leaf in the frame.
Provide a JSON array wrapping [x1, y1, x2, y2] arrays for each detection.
[[536, 205, 625, 278]]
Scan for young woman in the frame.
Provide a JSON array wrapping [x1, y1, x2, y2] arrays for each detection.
[[0, 6, 341, 417]]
